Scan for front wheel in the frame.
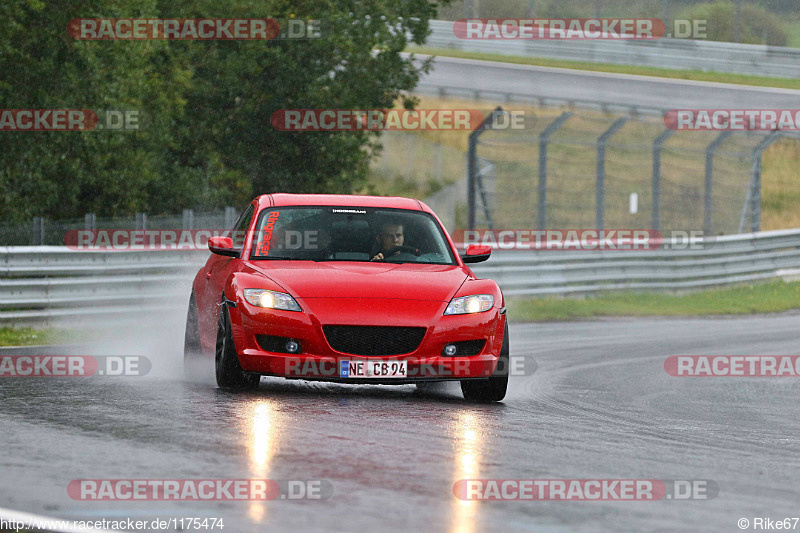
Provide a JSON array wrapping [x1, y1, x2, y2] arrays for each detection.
[[461, 322, 509, 402], [215, 304, 260, 390]]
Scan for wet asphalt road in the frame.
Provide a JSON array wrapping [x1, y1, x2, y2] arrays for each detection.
[[2, 313, 800, 532], [417, 55, 800, 110]]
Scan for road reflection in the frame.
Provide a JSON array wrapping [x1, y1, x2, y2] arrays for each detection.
[[212, 380, 502, 530], [245, 399, 279, 524], [450, 411, 482, 533]]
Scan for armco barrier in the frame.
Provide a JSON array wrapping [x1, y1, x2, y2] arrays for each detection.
[[423, 20, 800, 79], [0, 247, 206, 323], [1, 228, 800, 323]]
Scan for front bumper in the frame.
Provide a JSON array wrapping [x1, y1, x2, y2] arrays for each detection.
[[229, 297, 504, 382]]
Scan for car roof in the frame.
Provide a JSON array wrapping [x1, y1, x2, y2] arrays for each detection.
[[257, 193, 428, 212]]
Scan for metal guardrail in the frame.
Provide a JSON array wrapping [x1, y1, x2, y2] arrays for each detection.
[[424, 20, 800, 79], [414, 82, 672, 116], [2, 228, 800, 323], [474, 228, 800, 295], [0, 247, 206, 322]]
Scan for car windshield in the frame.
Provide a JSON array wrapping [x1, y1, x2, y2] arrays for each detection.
[[249, 207, 456, 265]]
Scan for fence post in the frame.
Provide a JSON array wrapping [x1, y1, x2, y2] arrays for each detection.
[[380, 136, 389, 172], [406, 134, 415, 177], [741, 131, 782, 233], [475, 158, 496, 229], [596, 117, 628, 230], [32, 217, 44, 246], [435, 142, 443, 182], [704, 130, 732, 235], [467, 106, 504, 230], [651, 128, 674, 232], [537, 112, 573, 230], [135, 212, 147, 231], [182, 209, 194, 230], [84, 213, 96, 231], [224, 206, 237, 229]]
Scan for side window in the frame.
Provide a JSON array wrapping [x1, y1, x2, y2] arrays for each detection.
[[231, 204, 255, 250]]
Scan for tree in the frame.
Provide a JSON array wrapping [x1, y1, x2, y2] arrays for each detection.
[[0, 0, 444, 223], [0, 0, 192, 221], [169, 0, 439, 206]]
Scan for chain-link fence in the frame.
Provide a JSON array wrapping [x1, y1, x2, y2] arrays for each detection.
[[371, 106, 796, 235], [466, 108, 793, 235], [372, 131, 468, 231]]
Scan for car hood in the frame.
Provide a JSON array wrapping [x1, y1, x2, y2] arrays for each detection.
[[246, 261, 469, 302]]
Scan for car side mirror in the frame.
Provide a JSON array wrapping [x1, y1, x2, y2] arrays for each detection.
[[460, 244, 491, 264], [209, 236, 241, 258]]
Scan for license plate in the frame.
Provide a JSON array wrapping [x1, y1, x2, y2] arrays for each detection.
[[339, 360, 407, 378]]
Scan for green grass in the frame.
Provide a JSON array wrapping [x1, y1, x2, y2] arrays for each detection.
[[407, 46, 800, 90], [507, 280, 800, 322], [0, 327, 85, 347], [786, 21, 800, 48]]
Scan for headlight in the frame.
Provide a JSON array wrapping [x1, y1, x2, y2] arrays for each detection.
[[243, 289, 302, 312], [444, 294, 494, 315]]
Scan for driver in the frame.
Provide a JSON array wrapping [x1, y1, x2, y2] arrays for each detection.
[[370, 221, 405, 262]]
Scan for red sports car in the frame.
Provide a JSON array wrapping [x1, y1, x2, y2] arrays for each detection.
[[183, 194, 509, 402]]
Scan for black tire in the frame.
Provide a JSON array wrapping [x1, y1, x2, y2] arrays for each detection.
[[461, 321, 509, 402], [215, 303, 260, 390], [184, 292, 203, 369]]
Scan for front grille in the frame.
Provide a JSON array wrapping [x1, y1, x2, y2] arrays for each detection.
[[322, 326, 426, 356]]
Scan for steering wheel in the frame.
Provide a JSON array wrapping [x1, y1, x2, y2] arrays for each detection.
[[382, 245, 421, 260]]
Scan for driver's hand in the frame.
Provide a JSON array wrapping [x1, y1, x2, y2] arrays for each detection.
[[370, 253, 384, 261]]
